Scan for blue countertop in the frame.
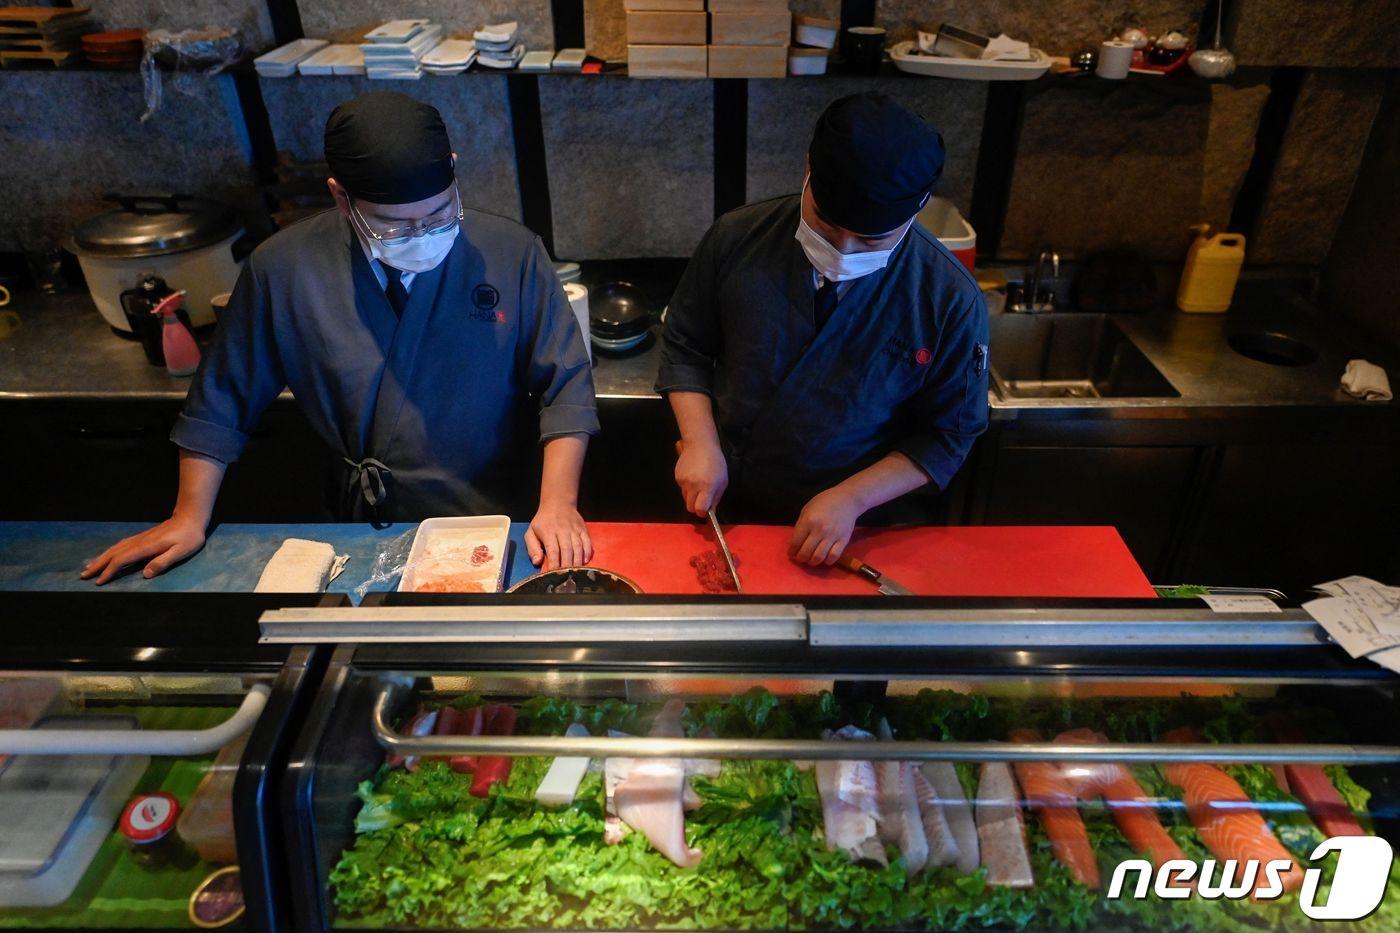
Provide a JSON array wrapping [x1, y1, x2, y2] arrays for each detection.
[[0, 522, 544, 603]]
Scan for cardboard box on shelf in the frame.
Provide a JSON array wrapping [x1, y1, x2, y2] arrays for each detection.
[[626, 10, 708, 45], [705, 0, 790, 11], [628, 43, 709, 77], [710, 11, 791, 46], [708, 43, 786, 77], [623, 0, 705, 9]]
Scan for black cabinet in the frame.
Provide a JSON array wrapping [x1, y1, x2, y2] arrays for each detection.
[[1180, 443, 1400, 591], [974, 444, 1199, 580]]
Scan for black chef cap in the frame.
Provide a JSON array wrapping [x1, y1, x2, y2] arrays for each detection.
[[324, 92, 454, 205], [808, 93, 945, 237]]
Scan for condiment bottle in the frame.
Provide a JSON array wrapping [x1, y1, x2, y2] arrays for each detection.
[[119, 792, 197, 869], [1177, 224, 1246, 313]]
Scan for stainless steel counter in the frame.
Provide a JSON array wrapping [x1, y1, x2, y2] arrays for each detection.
[[0, 291, 662, 403], [1, 286, 1393, 422]]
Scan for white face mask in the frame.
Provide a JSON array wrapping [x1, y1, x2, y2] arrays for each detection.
[[794, 181, 916, 282], [365, 223, 458, 274]]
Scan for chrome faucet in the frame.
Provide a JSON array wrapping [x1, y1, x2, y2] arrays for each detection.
[[1010, 247, 1059, 312]]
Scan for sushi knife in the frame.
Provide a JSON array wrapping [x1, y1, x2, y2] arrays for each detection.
[[835, 553, 914, 596], [707, 509, 743, 593]]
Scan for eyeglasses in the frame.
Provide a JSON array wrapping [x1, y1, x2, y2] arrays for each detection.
[[350, 186, 464, 247]]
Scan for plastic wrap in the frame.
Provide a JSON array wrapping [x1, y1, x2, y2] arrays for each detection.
[[353, 530, 416, 601], [140, 28, 245, 123]]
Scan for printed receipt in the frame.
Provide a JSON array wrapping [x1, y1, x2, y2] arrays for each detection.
[[1306, 575, 1400, 673]]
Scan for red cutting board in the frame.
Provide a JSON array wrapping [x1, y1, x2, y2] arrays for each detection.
[[586, 524, 1155, 597]]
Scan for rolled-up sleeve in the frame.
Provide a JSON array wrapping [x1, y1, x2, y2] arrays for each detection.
[[521, 237, 600, 441], [170, 258, 287, 463], [655, 224, 723, 396], [893, 294, 990, 491]]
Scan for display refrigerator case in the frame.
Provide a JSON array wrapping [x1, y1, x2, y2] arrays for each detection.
[[0, 591, 345, 932], [269, 595, 1400, 931]]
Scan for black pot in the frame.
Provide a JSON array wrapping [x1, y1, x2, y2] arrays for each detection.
[[588, 281, 653, 354]]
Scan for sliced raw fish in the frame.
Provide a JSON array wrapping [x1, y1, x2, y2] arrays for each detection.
[[613, 701, 704, 867], [535, 723, 592, 807], [912, 769, 960, 869], [815, 725, 884, 863], [920, 762, 978, 873], [603, 730, 635, 844], [1163, 726, 1302, 897], [875, 720, 928, 874], [388, 707, 438, 771], [1009, 729, 1099, 887], [1053, 728, 1185, 868], [1284, 764, 1365, 838], [975, 762, 1034, 889]]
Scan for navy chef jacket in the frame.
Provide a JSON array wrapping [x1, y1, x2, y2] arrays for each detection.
[[656, 195, 989, 520], [171, 209, 599, 521]]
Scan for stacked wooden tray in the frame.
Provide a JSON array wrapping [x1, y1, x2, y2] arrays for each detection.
[[0, 6, 96, 68]]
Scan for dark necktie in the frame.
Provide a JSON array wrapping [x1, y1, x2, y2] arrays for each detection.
[[383, 266, 409, 318], [813, 277, 839, 331]]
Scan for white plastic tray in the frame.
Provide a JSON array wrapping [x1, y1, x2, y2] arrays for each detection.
[[399, 516, 512, 594], [889, 41, 1051, 81]]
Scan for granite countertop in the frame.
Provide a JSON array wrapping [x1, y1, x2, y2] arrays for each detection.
[[1, 283, 1393, 420]]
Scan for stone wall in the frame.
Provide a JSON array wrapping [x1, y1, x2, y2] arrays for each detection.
[[0, 72, 256, 252], [85, 0, 275, 50], [259, 74, 523, 222]]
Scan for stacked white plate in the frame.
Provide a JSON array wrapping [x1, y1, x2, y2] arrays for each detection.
[[254, 38, 327, 77], [361, 20, 443, 79], [421, 38, 476, 75], [298, 43, 366, 75], [473, 21, 524, 70]]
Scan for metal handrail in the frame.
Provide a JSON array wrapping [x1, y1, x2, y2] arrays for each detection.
[[369, 688, 1400, 766], [0, 683, 270, 756]]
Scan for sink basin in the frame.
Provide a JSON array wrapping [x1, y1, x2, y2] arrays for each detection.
[[989, 314, 1179, 399]]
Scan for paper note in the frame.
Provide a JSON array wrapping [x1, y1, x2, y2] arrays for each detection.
[[1200, 594, 1281, 614], [1305, 595, 1400, 659], [1316, 576, 1400, 634]]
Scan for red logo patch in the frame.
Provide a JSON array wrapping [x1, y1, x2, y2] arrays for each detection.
[[914, 348, 932, 365], [495, 311, 506, 323]]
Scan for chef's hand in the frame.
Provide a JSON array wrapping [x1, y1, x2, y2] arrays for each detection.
[[81, 516, 206, 585], [526, 502, 593, 570], [789, 486, 863, 566], [675, 438, 728, 517]]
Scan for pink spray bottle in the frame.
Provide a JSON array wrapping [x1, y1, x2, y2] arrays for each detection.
[[150, 290, 202, 377]]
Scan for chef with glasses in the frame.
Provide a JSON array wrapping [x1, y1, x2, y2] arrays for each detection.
[[658, 93, 990, 566], [84, 91, 599, 583]]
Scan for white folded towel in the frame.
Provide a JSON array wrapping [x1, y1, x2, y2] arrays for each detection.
[[255, 538, 348, 592], [1341, 359, 1393, 401], [981, 33, 1032, 60]]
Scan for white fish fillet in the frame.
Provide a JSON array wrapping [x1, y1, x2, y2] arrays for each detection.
[[974, 762, 1034, 889], [920, 762, 979, 873], [875, 721, 928, 875], [912, 769, 960, 869], [815, 725, 885, 864], [611, 700, 703, 867], [603, 730, 635, 844], [535, 723, 592, 807]]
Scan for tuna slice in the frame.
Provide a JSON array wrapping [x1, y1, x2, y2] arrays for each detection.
[[920, 762, 979, 873], [815, 725, 885, 865], [875, 720, 928, 875], [975, 762, 1034, 889], [1284, 764, 1365, 838], [912, 769, 961, 870]]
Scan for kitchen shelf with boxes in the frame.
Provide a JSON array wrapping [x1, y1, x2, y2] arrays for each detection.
[[626, 0, 837, 78]]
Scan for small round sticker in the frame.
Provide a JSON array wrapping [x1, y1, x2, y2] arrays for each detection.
[[914, 347, 932, 365]]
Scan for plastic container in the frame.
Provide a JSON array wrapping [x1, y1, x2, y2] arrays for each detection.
[[1177, 224, 1245, 313], [120, 791, 197, 868], [177, 732, 248, 865], [916, 197, 977, 273], [399, 516, 512, 593], [0, 716, 148, 907]]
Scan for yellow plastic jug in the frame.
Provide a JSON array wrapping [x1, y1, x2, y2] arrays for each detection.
[[1177, 224, 1245, 313]]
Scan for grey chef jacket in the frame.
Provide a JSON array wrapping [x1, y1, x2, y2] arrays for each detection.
[[656, 195, 989, 521], [171, 208, 599, 521]]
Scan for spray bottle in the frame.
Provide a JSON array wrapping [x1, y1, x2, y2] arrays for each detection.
[[150, 290, 202, 377]]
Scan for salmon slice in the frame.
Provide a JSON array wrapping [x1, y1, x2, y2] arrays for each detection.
[[1009, 729, 1100, 888], [1162, 726, 1302, 896], [1052, 728, 1186, 868], [974, 762, 1034, 888]]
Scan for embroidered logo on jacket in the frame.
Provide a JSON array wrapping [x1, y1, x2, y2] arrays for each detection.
[[468, 284, 504, 322]]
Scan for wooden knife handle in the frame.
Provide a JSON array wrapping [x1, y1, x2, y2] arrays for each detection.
[[835, 553, 881, 583]]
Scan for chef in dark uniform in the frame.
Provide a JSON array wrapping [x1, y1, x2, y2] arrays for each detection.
[[84, 92, 599, 582], [658, 93, 989, 566]]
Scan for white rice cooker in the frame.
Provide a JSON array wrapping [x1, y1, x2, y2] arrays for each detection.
[[70, 194, 247, 332]]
